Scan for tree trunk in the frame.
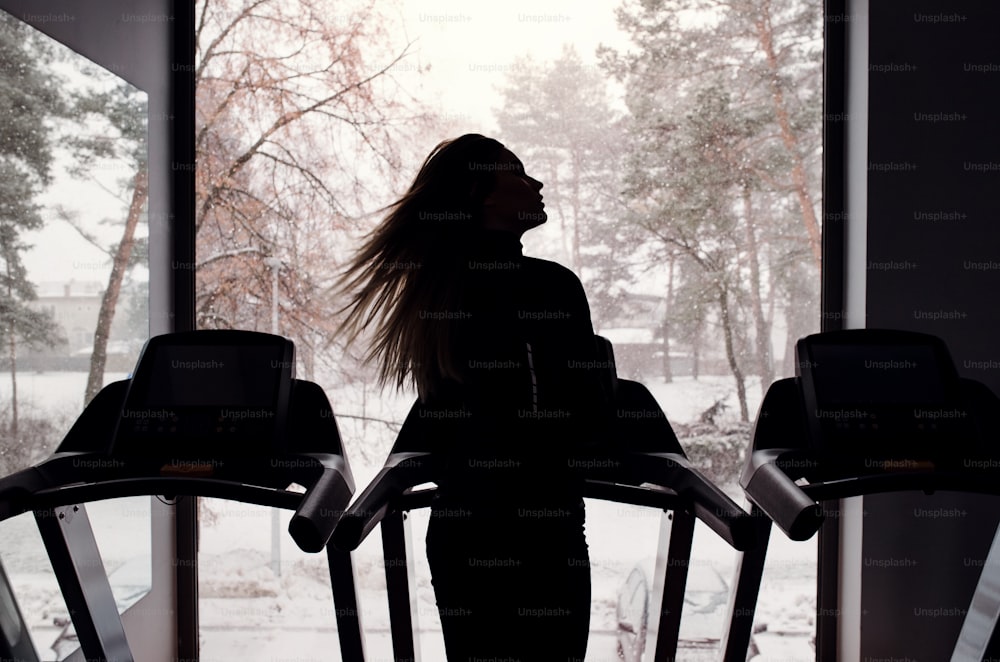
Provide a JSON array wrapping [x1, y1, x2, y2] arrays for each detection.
[[661, 253, 675, 383], [361, 381, 368, 434], [85, 165, 148, 405], [302, 341, 315, 382], [547, 159, 570, 263], [692, 314, 702, 381], [570, 150, 582, 277], [765, 237, 779, 374], [783, 320, 797, 379], [7, 278, 17, 439], [718, 284, 749, 422], [754, 0, 822, 270], [783, 269, 815, 378], [742, 185, 774, 386]]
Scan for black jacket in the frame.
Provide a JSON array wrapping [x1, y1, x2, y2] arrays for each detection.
[[427, 230, 611, 500]]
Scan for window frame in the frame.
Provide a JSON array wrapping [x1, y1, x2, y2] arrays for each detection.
[[0, 1, 196, 659]]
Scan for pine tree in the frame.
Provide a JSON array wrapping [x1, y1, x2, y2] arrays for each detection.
[[600, 0, 823, 412], [0, 12, 66, 436], [493, 45, 631, 328], [192, 0, 428, 386]]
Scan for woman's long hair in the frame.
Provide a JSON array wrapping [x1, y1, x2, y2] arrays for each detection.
[[335, 134, 506, 400]]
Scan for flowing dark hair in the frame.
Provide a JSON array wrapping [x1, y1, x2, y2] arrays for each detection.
[[335, 134, 506, 400]]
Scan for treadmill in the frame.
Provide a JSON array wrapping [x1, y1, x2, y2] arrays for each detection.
[[0, 330, 361, 662], [332, 335, 759, 662], [720, 328, 1000, 661]]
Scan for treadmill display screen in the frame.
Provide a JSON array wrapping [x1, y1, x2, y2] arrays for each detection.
[[114, 332, 295, 457], [797, 331, 970, 464], [808, 343, 947, 406], [142, 344, 285, 408]]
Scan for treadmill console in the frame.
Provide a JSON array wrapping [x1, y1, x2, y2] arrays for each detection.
[[741, 328, 998, 541], [112, 330, 295, 457], [796, 329, 972, 466]]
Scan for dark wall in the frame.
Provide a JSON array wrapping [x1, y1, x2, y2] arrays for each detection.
[[0, 3, 197, 658], [863, 1, 1000, 658]]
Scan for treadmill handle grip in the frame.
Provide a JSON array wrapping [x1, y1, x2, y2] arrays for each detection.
[[0, 467, 50, 523], [288, 467, 353, 553], [331, 466, 403, 552], [744, 461, 824, 541], [672, 464, 757, 551]]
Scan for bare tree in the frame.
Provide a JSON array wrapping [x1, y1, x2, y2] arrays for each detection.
[[61, 82, 149, 405], [193, 0, 431, 384]]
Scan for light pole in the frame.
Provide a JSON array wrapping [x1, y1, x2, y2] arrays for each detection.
[[263, 256, 282, 577]]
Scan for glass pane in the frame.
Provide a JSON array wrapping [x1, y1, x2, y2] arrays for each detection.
[[86, 498, 153, 613], [197, 498, 340, 660], [194, 0, 822, 659], [0, 8, 151, 659], [1, 514, 66, 661]]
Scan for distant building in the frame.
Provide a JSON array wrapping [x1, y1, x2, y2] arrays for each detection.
[[599, 293, 667, 330], [596, 293, 680, 380], [19, 280, 140, 371], [595, 293, 756, 379]]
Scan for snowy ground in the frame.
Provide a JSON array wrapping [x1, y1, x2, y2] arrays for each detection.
[[0, 371, 817, 661]]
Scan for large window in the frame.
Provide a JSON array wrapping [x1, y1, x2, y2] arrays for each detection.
[[0, 1, 189, 657], [0, 7, 153, 660], [192, 0, 823, 659]]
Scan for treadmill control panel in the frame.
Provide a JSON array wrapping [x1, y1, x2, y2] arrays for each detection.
[[796, 329, 974, 465], [113, 331, 295, 457]]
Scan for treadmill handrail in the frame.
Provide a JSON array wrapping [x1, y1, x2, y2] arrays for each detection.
[[0, 451, 353, 552], [331, 452, 439, 552], [332, 450, 756, 552], [740, 335, 1000, 541], [741, 452, 825, 540], [744, 446, 1000, 540]]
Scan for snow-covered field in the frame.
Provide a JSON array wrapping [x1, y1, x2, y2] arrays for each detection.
[[0, 370, 816, 661]]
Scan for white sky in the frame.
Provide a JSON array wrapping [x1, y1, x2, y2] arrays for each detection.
[[22, 0, 631, 284], [391, 0, 629, 132]]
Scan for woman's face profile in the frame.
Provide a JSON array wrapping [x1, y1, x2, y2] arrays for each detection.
[[479, 148, 547, 236]]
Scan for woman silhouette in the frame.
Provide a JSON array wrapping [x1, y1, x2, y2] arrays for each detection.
[[337, 134, 609, 661]]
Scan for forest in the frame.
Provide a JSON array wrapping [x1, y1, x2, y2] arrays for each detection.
[[0, 0, 822, 485]]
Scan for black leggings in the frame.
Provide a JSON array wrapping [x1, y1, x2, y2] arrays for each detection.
[[425, 494, 591, 662]]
